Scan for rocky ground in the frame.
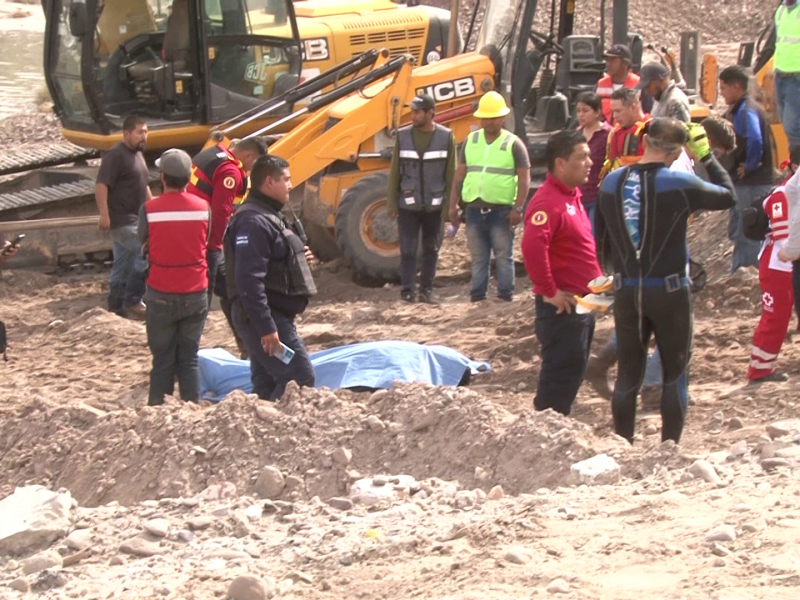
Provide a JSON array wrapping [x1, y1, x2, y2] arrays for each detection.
[[440, 0, 776, 50], [2, 208, 800, 599]]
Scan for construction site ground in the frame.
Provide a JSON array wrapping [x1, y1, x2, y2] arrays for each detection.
[[2, 208, 800, 600]]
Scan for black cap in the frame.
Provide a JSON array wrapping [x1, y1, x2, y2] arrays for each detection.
[[407, 93, 436, 111], [636, 61, 669, 89], [604, 44, 632, 62]]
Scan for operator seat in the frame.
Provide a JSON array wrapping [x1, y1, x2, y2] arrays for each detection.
[[128, 0, 191, 80]]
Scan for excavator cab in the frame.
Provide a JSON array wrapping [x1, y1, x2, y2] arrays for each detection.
[[44, 0, 301, 144]]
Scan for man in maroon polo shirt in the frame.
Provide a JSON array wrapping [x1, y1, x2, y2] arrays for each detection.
[[522, 129, 603, 415]]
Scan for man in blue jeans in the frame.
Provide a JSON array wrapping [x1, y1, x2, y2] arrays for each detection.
[[719, 66, 776, 273], [449, 92, 530, 301], [774, 0, 800, 156], [95, 115, 151, 319], [139, 149, 211, 405]]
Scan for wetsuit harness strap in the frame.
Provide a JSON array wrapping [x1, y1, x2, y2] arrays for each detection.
[[613, 273, 691, 293]]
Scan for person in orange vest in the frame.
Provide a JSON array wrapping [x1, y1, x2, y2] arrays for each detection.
[[595, 44, 641, 124], [139, 149, 210, 406], [188, 137, 268, 358], [598, 87, 652, 183]]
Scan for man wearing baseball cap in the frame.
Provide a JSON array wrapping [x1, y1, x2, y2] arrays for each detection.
[[387, 93, 456, 304], [139, 149, 211, 406], [637, 61, 691, 123], [595, 44, 641, 124]]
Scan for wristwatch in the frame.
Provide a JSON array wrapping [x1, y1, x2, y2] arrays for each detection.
[[514, 205, 524, 214]]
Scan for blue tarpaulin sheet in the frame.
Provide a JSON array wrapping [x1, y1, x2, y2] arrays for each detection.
[[198, 341, 491, 400]]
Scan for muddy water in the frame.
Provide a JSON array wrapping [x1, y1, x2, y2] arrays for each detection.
[[0, 30, 44, 119]]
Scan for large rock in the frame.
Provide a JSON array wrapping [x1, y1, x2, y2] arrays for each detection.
[[254, 466, 286, 499], [21, 550, 63, 575], [570, 454, 620, 486], [119, 537, 162, 558], [227, 574, 276, 600], [0, 486, 72, 556]]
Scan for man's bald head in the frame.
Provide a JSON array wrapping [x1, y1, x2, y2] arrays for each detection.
[[646, 118, 688, 154]]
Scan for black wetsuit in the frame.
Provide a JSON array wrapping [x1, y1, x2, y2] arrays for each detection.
[[595, 156, 735, 443]]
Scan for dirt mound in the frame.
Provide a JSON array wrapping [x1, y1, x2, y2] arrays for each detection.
[[0, 379, 636, 507]]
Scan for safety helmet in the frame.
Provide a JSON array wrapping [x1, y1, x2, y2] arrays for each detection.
[[474, 91, 510, 119]]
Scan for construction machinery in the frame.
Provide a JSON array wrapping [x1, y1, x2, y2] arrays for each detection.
[[0, 0, 456, 267], [1, 0, 717, 276], [260, 0, 713, 279], [45, 0, 457, 153]]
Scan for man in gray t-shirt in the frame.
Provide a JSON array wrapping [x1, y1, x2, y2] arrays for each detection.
[[95, 115, 151, 318]]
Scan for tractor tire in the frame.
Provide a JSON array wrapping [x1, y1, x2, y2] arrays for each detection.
[[334, 172, 400, 282], [304, 221, 341, 262]]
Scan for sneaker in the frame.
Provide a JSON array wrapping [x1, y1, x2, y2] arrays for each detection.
[[418, 289, 439, 305], [401, 290, 416, 303], [496, 295, 513, 302], [123, 301, 147, 321]]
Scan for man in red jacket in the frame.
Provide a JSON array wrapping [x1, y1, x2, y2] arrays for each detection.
[[140, 149, 211, 406], [522, 129, 602, 415], [188, 137, 267, 358]]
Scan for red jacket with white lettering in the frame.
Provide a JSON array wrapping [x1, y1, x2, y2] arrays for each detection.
[[595, 72, 641, 124], [145, 191, 210, 294]]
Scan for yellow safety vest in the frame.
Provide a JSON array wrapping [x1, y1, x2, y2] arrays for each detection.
[[462, 129, 519, 205], [775, 3, 800, 73]]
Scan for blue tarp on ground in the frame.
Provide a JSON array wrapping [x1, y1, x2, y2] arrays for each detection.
[[198, 341, 491, 401]]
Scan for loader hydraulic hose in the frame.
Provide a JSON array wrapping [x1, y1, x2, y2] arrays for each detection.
[[244, 55, 410, 140], [220, 49, 383, 136]]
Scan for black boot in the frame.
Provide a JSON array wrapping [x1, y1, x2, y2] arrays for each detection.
[[418, 288, 439, 305], [585, 342, 617, 400]]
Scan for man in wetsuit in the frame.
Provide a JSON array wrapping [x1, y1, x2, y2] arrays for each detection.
[[595, 118, 735, 444]]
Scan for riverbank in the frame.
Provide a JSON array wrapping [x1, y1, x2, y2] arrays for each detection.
[[0, 0, 44, 33]]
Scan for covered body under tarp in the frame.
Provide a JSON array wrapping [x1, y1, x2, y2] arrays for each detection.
[[198, 340, 491, 400]]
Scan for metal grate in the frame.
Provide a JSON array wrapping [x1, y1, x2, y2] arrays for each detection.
[[0, 143, 100, 177]]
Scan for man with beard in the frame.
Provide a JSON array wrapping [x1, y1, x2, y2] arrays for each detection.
[[637, 61, 691, 123], [95, 115, 151, 319]]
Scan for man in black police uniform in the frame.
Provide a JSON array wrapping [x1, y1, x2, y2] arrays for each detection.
[[224, 156, 317, 400]]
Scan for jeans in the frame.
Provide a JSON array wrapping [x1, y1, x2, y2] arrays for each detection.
[[729, 184, 772, 273], [464, 206, 515, 301], [207, 248, 248, 357], [145, 288, 209, 405], [533, 295, 595, 415], [109, 225, 147, 312], [776, 73, 800, 153], [232, 301, 315, 400], [397, 209, 443, 293]]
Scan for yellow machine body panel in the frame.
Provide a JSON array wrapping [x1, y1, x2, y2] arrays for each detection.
[[754, 56, 789, 167], [269, 51, 495, 222]]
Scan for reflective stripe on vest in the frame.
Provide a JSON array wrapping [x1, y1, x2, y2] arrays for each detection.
[[189, 144, 248, 203], [461, 129, 518, 205], [775, 5, 800, 72], [397, 124, 452, 211], [145, 192, 209, 294], [596, 73, 640, 123]]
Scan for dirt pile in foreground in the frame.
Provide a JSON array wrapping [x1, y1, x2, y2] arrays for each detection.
[[1, 407, 799, 600], [0, 377, 638, 507]]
